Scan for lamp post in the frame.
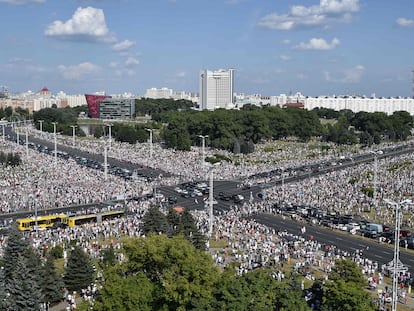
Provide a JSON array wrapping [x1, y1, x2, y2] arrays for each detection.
[[51, 122, 57, 165], [1, 124, 4, 141], [207, 163, 220, 244], [370, 150, 382, 211], [70, 125, 77, 147], [146, 129, 153, 159], [25, 125, 29, 157], [384, 199, 413, 311], [38, 120, 44, 135], [198, 135, 208, 167], [104, 123, 113, 147], [104, 144, 108, 181]]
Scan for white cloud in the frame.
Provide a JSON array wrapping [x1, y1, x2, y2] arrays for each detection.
[[125, 57, 139, 67], [295, 37, 340, 50], [0, 0, 44, 4], [324, 64, 365, 83], [112, 40, 136, 52], [297, 73, 307, 80], [45, 6, 116, 42], [257, 0, 359, 30], [396, 18, 414, 27], [282, 39, 291, 44], [58, 62, 101, 80], [176, 71, 186, 78], [280, 55, 291, 61]]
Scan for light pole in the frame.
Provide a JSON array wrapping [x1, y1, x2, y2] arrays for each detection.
[[370, 150, 382, 211], [198, 135, 208, 167], [38, 120, 44, 135], [25, 125, 29, 157], [146, 129, 153, 159], [104, 123, 113, 147], [70, 125, 77, 147], [104, 144, 108, 181], [51, 122, 57, 165], [384, 198, 413, 311], [1, 124, 4, 141], [207, 163, 220, 244]]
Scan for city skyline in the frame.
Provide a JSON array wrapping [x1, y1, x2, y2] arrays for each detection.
[[0, 0, 413, 97]]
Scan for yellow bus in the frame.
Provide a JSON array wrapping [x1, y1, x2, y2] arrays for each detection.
[[67, 210, 125, 227], [16, 214, 68, 231]]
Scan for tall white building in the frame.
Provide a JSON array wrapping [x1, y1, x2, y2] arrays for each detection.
[[199, 69, 234, 110]]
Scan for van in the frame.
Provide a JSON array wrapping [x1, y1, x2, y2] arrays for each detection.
[[367, 223, 383, 234]]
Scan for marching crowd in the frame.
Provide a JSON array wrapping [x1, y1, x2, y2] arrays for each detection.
[[1, 125, 414, 309]]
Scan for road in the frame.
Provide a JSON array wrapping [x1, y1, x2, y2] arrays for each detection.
[[253, 213, 414, 274]]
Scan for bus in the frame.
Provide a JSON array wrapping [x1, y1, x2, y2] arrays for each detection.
[[67, 210, 125, 227], [16, 214, 68, 231]]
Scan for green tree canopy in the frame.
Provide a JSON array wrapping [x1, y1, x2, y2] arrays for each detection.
[[63, 246, 95, 292], [94, 234, 220, 311]]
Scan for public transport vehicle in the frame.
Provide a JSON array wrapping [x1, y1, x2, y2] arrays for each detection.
[[66, 210, 125, 227], [16, 208, 126, 231], [16, 214, 68, 231]]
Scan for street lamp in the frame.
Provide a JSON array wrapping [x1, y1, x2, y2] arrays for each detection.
[[384, 198, 413, 311], [25, 125, 29, 157], [146, 129, 153, 159], [38, 120, 44, 135], [198, 135, 208, 167], [370, 150, 383, 210], [70, 125, 77, 147], [206, 163, 220, 244], [51, 122, 57, 165], [104, 123, 113, 147]]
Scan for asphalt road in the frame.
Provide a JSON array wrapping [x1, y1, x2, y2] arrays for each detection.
[[253, 213, 414, 274]]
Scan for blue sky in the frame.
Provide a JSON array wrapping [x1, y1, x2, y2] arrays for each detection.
[[0, 0, 413, 97]]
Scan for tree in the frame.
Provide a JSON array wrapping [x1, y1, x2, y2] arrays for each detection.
[[95, 234, 220, 311], [6, 255, 43, 310], [142, 206, 170, 235], [3, 224, 29, 282], [42, 253, 64, 305], [63, 246, 95, 292], [328, 259, 365, 287], [322, 280, 375, 311]]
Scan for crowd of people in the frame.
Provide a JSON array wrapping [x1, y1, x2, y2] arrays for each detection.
[[1, 124, 414, 309]]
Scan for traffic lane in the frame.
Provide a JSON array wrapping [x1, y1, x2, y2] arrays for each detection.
[[25, 135, 167, 179], [252, 213, 414, 273]]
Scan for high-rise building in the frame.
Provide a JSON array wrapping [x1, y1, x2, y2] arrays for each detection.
[[199, 69, 234, 110]]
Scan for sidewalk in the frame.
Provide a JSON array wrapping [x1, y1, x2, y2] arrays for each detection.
[[372, 280, 414, 310]]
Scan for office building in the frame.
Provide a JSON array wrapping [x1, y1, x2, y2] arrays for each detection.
[[199, 69, 234, 110], [98, 98, 135, 120]]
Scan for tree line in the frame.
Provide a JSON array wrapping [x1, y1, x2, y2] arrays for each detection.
[[30, 100, 414, 154]]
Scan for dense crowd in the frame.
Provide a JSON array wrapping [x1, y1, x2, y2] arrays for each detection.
[[1, 125, 414, 308]]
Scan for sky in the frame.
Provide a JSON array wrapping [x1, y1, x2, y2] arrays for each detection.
[[0, 0, 414, 97]]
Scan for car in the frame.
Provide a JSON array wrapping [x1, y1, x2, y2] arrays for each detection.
[[347, 223, 361, 233], [400, 237, 414, 249]]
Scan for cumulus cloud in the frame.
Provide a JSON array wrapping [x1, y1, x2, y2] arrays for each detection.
[[295, 37, 340, 50], [0, 0, 44, 4], [112, 40, 136, 52], [280, 55, 291, 61], [125, 57, 139, 67], [58, 62, 101, 80], [45, 7, 116, 42], [396, 18, 414, 27], [324, 64, 365, 83], [257, 0, 359, 30]]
